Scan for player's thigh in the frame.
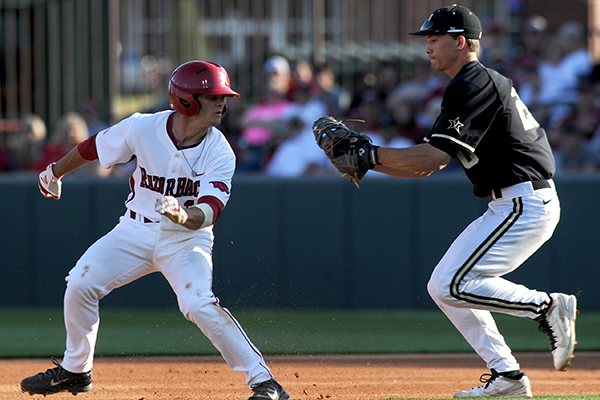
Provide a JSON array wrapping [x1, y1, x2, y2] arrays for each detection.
[[156, 234, 215, 311], [434, 197, 557, 280], [67, 220, 158, 296]]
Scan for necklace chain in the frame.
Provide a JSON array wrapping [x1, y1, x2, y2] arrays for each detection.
[[173, 124, 205, 177]]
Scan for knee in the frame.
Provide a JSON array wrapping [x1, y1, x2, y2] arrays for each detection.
[[427, 271, 452, 304], [178, 294, 218, 323], [64, 263, 104, 302], [179, 295, 230, 337]]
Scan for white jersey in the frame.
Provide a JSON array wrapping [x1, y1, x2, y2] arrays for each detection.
[[95, 110, 235, 232]]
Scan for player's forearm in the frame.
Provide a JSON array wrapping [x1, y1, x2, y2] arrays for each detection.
[[52, 146, 94, 177], [181, 206, 208, 230], [376, 144, 450, 178], [373, 165, 429, 178]]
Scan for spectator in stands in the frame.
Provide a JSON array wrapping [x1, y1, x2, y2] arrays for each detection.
[[385, 64, 433, 144], [32, 112, 104, 176], [551, 79, 600, 174], [11, 114, 47, 172], [265, 82, 332, 177], [382, 98, 422, 146], [238, 55, 293, 171], [371, 116, 414, 148], [289, 59, 319, 101], [264, 117, 331, 177], [479, 21, 512, 75], [78, 97, 108, 136], [514, 15, 549, 71], [537, 21, 592, 128], [315, 67, 351, 117]]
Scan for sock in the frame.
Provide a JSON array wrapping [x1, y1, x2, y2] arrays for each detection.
[[499, 370, 524, 380]]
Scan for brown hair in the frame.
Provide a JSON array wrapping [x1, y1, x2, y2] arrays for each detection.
[[449, 34, 481, 53], [466, 38, 480, 53]]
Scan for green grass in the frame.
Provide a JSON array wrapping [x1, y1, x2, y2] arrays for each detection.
[[1, 307, 599, 358]]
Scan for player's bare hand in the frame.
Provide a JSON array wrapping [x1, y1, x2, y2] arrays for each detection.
[[38, 163, 62, 200], [154, 195, 188, 225]]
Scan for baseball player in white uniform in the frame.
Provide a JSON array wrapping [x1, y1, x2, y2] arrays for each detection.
[[21, 60, 289, 400]]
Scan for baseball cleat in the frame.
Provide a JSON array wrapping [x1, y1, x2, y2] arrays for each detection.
[[248, 379, 289, 400], [20, 357, 92, 396], [537, 293, 577, 371], [454, 369, 532, 398]]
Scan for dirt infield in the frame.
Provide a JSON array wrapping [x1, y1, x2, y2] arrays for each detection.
[[3, 352, 599, 399]]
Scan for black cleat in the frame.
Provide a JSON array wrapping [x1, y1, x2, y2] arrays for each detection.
[[248, 379, 289, 400], [20, 357, 92, 396]]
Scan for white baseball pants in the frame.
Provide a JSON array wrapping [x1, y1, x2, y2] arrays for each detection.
[[427, 181, 560, 373], [60, 217, 273, 388]]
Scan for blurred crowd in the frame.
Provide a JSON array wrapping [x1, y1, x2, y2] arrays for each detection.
[[2, 16, 600, 178]]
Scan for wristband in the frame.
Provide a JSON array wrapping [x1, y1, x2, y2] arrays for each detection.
[[195, 203, 214, 228]]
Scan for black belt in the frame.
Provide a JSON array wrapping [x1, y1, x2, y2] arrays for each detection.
[[129, 210, 157, 223], [492, 180, 551, 199]]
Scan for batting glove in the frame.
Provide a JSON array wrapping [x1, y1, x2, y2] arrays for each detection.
[[38, 163, 62, 200], [154, 195, 188, 225]]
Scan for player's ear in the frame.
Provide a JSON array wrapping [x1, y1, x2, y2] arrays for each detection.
[[456, 35, 467, 51]]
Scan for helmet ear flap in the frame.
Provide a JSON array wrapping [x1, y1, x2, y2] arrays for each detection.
[[169, 92, 200, 116], [179, 99, 192, 109]]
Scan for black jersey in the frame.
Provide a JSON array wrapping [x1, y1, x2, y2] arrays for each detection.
[[425, 61, 555, 197]]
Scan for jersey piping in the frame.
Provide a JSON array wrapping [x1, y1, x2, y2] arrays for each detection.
[[427, 134, 476, 153], [449, 197, 551, 315]]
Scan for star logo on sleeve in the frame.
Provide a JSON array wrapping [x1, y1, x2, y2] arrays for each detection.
[[448, 117, 464, 133]]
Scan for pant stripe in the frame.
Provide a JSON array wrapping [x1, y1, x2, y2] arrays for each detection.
[[218, 304, 273, 379], [449, 197, 547, 314]]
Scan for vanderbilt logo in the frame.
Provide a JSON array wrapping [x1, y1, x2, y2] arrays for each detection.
[[448, 117, 464, 133], [139, 166, 200, 197]]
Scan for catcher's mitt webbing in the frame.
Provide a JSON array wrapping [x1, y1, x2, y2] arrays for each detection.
[[312, 116, 373, 188]]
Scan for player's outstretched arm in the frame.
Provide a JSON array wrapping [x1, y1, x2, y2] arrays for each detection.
[[52, 146, 94, 177], [38, 146, 94, 199], [374, 143, 451, 178]]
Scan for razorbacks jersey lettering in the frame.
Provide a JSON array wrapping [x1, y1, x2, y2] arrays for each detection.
[[94, 110, 235, 230]]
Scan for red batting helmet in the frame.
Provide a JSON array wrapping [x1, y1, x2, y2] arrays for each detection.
[[169, 61, 240, 117]]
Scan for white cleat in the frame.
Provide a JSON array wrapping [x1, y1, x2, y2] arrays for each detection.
[[537, 293, 577, 371], [454, 370, 532, 398]]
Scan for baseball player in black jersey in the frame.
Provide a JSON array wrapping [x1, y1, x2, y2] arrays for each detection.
[[349, 4, 577, 398]]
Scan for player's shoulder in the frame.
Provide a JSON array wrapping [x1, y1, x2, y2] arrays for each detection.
[[115, 110, 171, 134], [207, 126, 232, 144], [126, 110, 172, 122], [448, 61, 509, 96], [206, 126, 236, 157], [452, 61, 490, 86]]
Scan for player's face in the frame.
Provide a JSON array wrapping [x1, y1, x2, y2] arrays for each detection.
[[196, 94, 228, 126], [425, 35, 460, 74]]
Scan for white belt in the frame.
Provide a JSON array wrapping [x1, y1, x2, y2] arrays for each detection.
[[491, 179, 553, 200]]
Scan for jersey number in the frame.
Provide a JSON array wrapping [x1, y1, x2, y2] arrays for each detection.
[[512, 87, 539, 131]]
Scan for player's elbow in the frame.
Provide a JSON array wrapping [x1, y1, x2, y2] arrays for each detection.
[[419, 160, 448, 176], [422, 152, 451, 175]]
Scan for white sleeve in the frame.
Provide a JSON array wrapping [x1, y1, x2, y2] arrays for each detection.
[[197, 151, 235, 207], [95, 114, 138, 169]]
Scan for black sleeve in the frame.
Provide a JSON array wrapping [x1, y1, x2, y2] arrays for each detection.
[[427, 78, 502, 158]]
